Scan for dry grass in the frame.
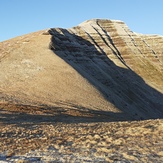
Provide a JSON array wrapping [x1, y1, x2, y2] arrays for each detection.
[[0, 103, 163, 162]]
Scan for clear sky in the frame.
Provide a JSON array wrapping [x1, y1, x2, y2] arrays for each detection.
[[0, 0, 163, 42]]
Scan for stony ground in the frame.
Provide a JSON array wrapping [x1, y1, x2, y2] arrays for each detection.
[[0, 103, 163, 162]]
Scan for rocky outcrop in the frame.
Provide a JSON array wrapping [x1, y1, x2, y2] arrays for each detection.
[[49, 19, 163, 119], [0, 19, 163, 121]]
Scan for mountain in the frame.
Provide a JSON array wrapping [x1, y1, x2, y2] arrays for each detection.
[[0, 19, 163, 121], [0, 19, 163, 162]]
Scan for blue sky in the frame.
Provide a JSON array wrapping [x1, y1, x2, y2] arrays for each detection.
[[0, 0, 163, 42]]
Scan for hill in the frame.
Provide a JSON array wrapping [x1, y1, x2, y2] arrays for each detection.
[[0, 19, 163, 162]]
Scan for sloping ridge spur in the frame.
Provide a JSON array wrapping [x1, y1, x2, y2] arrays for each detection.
[[0, 19, 163, 123]]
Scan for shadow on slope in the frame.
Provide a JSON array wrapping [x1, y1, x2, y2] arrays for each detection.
[[0, 103, 135, 126], [49, 27, 163, 121]]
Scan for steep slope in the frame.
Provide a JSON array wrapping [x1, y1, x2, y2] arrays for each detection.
[[0, 19, 163, 121]]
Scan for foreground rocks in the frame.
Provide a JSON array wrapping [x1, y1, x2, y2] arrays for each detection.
[[0, 104, 163, 162]]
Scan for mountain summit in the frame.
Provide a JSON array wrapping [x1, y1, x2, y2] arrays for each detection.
[[0, 19, 163, 121]]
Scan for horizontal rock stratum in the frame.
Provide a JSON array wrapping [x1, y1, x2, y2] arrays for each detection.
[[0, 19, 163, 121]]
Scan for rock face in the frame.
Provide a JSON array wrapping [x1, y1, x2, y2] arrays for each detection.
[[0, 19, 163, 120]]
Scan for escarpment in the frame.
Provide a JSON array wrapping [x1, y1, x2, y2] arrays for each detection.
[[0, 19, 163, 121]]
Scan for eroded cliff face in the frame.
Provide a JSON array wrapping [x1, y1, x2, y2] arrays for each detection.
[[0, 19, 163, 120], [50, 19, 163, 89]]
